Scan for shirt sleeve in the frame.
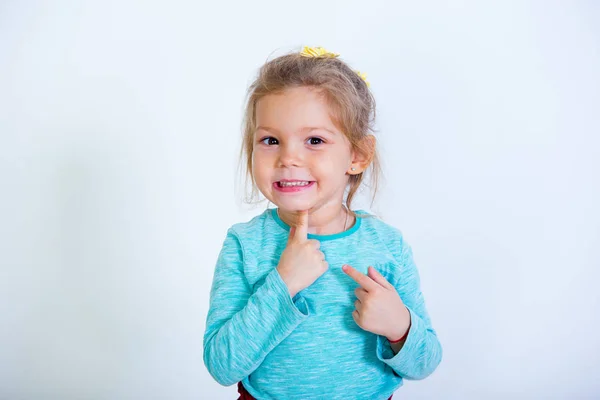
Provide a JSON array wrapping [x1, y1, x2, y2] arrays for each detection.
[[375, 233, 443, 380], [203, 228, 310, 386]]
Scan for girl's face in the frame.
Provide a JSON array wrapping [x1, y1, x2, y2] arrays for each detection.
[[252, 86, 355, 214]]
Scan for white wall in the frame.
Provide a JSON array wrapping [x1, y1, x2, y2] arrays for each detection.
[[1, 1, 598, 399]]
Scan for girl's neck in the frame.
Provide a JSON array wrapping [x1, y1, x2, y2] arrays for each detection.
[[277, 204, 354, 236]]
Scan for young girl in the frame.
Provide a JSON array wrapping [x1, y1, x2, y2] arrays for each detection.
[[203, 46, 442, 400]]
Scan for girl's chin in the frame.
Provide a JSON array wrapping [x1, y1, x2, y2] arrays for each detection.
[[271, 201, 314, 213]]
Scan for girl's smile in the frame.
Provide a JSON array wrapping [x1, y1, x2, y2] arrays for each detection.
[[273, 180, 316, 193]]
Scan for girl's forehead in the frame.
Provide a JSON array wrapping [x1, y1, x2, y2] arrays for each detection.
[[256, 87, 330, 114], [255, 125, 338, 137], [255, 91, 338, 132]]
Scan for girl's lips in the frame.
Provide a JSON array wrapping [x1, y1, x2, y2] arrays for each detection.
[[273, 181, 315, 193]]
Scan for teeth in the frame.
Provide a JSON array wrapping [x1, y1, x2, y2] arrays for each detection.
[[279, 181, 310, 187]]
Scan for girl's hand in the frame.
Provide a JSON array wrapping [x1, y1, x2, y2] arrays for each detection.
[[277, 210, 329, 298], [342, 264, 411, 341]]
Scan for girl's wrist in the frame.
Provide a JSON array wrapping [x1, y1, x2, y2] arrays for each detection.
[[387, 326, 409, 343], [387, 310, 412, 343]]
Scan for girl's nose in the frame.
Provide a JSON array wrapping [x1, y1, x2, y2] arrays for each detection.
[[278, 144, 303, 167]]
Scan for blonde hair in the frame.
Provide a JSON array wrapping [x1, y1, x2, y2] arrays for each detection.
[[238, 48, 383, 219]]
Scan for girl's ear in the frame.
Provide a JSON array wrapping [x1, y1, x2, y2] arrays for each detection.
[[348, 135, 376, 174]]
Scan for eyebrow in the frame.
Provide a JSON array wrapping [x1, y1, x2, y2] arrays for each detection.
[[256, 126, 337, 135]]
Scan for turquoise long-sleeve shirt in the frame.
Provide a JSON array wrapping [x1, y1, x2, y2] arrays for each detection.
[[203, 208, 442, 399]]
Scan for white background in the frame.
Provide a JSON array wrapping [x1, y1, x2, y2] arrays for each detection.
[[1, 1, 599, 399]]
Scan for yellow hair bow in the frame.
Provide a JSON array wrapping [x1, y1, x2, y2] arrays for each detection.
[[299, 46, 371, 88], [356, 70, 370, 87], [299, 46, 340, 58]]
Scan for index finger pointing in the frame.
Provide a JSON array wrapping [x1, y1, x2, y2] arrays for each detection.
[[293, 210, 308, 242], [342, 264, 379, 291]]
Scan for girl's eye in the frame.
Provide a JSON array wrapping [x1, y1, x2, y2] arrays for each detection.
[[260, 137, 278, 145], [259, 137, 324, 146]]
